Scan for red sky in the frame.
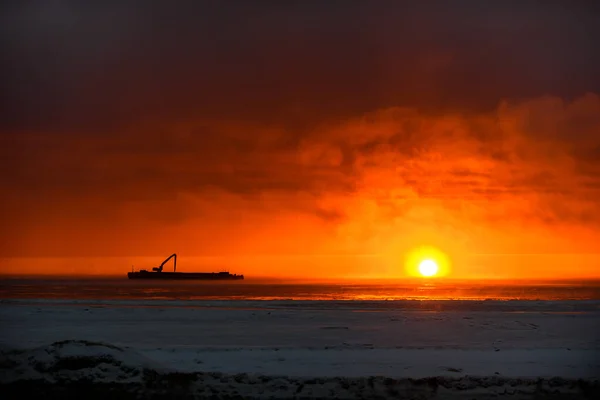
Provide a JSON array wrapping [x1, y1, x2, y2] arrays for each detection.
[[1, 1, 599, 278]]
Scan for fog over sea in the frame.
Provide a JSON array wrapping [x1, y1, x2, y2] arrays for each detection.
[[1, 277, 599, 303]]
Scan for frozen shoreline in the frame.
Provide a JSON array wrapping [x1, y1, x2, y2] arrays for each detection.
[[1, 340, 598, 399], [1, 300, 599, 398]]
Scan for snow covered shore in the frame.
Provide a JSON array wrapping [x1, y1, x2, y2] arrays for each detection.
[[1, 300, 599, 398], [1, 340, 598, 399]]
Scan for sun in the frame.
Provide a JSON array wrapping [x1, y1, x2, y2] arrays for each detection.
[[404, 246, 450, 278], [418, 259, 439, 277]]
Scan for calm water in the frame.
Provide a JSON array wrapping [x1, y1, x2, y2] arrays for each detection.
[[1, 277, 599, 301]]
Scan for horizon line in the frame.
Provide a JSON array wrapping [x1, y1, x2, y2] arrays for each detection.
[[1, 273, 599, 281], [3, 252, 600, 259]]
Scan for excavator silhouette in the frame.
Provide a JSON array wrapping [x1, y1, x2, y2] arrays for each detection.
[[152, 253, 177, 273]]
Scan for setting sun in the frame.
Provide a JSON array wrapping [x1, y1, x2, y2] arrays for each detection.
[[404, 246, 451, 278], [418, 259, 439, 277]]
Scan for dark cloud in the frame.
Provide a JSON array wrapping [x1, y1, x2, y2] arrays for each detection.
[[2, 1, 599, 132]]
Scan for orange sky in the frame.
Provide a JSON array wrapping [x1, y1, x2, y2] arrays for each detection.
[[2, 94, 600, 279], [1, 2, 599, 279]]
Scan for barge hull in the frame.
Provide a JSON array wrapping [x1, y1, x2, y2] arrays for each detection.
[[127, 272, 244, 280]]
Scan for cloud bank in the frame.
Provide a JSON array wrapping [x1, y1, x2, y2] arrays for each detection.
[[2, 94, 599, 277]]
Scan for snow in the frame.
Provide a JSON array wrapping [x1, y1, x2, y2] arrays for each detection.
[[1, 300, 599, 398]]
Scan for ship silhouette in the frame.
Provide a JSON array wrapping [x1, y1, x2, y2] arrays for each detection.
[[127, 254, 244, 280]]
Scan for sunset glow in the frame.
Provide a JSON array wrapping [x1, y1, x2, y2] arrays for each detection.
[[1, 3, 599, 281]]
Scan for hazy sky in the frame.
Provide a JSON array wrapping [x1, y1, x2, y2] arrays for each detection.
[[2, 1, 599, 278]]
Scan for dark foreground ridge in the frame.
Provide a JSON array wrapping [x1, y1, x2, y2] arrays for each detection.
[[3, 375, 600, 400], [1, 340, 598, 399]]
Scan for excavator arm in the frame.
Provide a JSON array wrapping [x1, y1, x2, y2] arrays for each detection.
[[152, 253, 177, 272]]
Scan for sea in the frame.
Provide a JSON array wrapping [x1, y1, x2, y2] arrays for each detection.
[[1, 276, 599, 302]]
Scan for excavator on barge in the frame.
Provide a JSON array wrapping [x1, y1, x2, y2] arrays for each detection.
[[127, 253, 244, 280]]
